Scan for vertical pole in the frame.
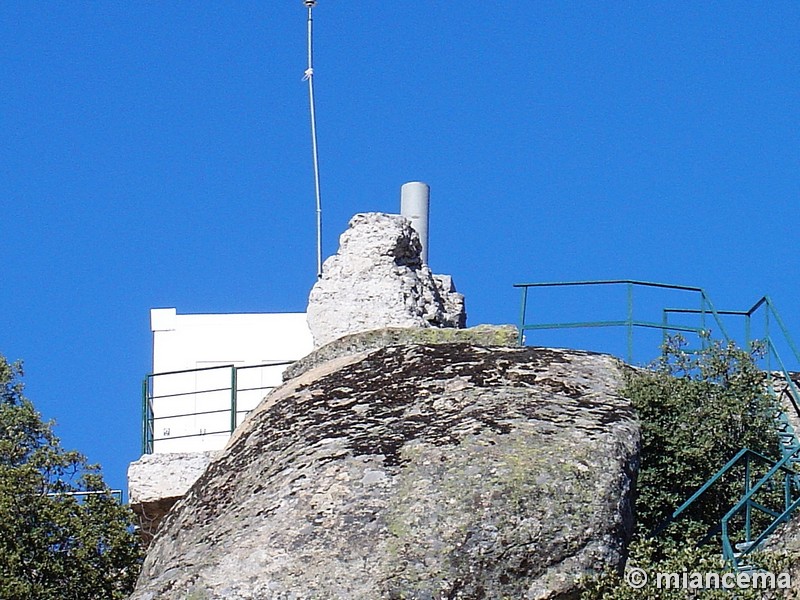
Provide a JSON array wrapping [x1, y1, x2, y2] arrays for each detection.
[[745, 313, 751, 347], [700, 292, 707, 348], [400, 182, 431, 264], [231, 367, 238, 433], [766, 308, 771, 374], [518, 286, 528, 346], [744, 454, 752, 542], [626, 283, 633, 364], [142, 377, 149, 454], [304, 2, 323, 279]]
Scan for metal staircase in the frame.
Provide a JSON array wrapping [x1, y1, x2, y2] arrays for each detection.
[[514, 280, 800, 570], [662, 444, 800, 572]]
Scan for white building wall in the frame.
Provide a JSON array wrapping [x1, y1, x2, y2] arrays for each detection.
[[148, 309, 313, 453]]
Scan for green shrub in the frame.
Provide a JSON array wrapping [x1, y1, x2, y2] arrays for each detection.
[[581, 336, 786, 598], [627, 335, 779, 543]]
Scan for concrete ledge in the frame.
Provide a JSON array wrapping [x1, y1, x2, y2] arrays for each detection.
[[128, 451, 217, 545]]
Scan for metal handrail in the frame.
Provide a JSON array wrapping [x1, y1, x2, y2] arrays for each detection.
[[516, 280, 799, 370], [653, 449, 787, 532], [663, 296, 800, 364], [654, 446, 799, 569], [148, 386, 233, 401], [515, 280, 731, 362], [720, 446, 800, 568], [142, 361, 294, 454], [513, 279, 704, 292], [47, 489, 124, 503], [514, 280, 800, 570], [661, 306, 800, 421]]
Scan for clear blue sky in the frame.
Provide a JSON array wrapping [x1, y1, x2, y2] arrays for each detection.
[[2, 2, 798, 492]]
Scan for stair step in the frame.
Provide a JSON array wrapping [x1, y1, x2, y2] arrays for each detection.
[[738, 565, 757, 574]]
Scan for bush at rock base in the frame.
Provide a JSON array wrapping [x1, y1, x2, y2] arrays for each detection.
[[581, 336, 787, 599]]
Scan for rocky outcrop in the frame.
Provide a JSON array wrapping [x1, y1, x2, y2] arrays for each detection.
[[307, 213, 466, 347], [130, 342, 640, 600]]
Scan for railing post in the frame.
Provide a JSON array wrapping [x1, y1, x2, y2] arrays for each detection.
[[626, 283, 633, 363], [721, 520, 734, 564], [518, 285, 528, 346], [744, 454, 752, 542], [231, 367, 238, 433], [700, 292, 707, 348], [745, 313, 751, 347], [141, 377, 149, 455], [766, 309, 771, 373]]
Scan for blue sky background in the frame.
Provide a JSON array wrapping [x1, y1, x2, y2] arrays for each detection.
[[2, 2, 798, 493]]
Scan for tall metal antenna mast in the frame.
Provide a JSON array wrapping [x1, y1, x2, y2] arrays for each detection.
[[302, 0, 323, 279]]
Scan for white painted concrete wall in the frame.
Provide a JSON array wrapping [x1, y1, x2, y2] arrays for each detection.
[[148, 309, 314, 453]]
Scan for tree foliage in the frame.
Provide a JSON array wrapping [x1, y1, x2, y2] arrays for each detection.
[[628, 335, 779, 540], [0, 354, 143, 599], [581, 336, 786, 599]]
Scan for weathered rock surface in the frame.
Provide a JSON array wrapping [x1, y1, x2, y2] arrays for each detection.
[[127, 451, 217, 545], [307, 212, 466, 347], [765, 372, 800, 598], [130, 344, 640, 600], [764, 516, 800, 597], [771, 372, 800, 441], [283, 324, 519, 382]]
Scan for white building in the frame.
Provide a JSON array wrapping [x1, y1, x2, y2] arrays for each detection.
[[145, 308, 314, 453]]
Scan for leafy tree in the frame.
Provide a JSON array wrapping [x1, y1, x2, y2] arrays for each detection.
[[0, 354, 143, 599]]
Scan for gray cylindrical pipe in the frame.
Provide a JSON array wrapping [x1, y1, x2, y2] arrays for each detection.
[[400, 181, 430, 265]]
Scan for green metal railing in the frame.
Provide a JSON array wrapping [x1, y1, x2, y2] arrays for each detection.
[[142, 361, 293, 454], [662, 294, 800, 441], [515, 279, 800, 569], [663, 295, 800, 383], [514, 280, 730, 363], [515, 281, 800, 400], [47, 489, 124, 503], [655, 447, 800, 571]]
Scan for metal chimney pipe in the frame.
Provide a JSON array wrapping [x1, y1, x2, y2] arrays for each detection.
[[400, 181, 430, 265]]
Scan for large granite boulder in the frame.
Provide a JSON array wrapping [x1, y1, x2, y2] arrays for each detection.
[[307, 212, 466, 347], [130, 343, 640, 600]]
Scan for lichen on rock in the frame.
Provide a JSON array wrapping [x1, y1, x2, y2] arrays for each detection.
[[130, 343, 640, 600], [283, 324, 519, 382]]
